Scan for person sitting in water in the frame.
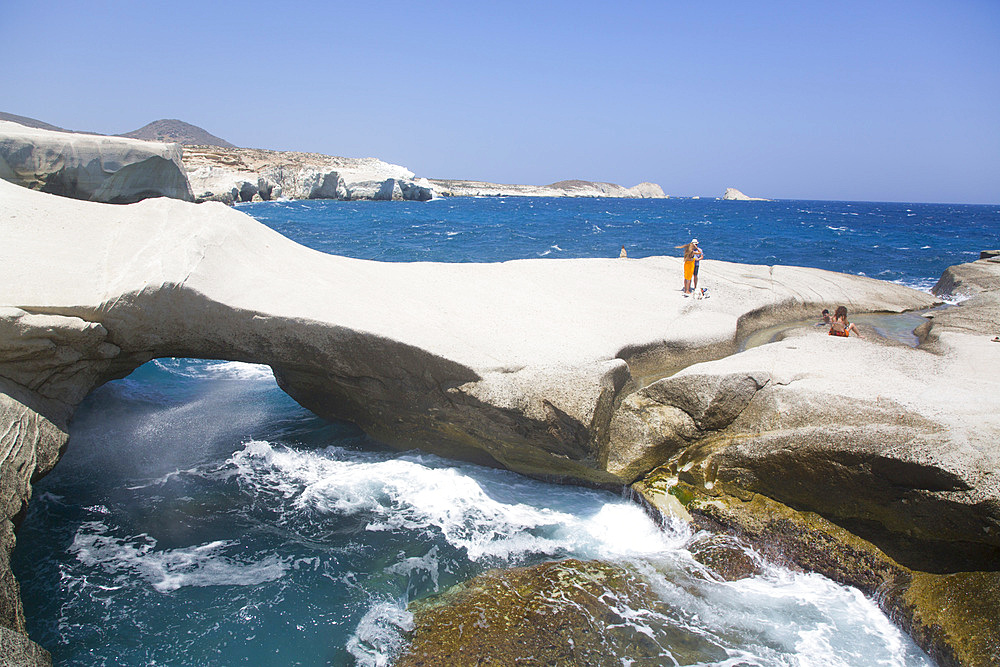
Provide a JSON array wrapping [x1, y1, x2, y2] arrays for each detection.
[[828, 305, 862, 338], [819, 309, 832, 325]]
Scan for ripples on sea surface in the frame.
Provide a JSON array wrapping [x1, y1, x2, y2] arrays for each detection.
[[17, 196, 996, 665], [244, 196, 998, 292]]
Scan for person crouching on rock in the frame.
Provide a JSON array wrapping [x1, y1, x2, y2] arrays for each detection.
[[675, 238, 701, 295], [829, 305, 862, 338]]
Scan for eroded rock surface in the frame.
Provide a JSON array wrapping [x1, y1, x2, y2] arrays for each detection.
[[427, 177, 666, 198], [181, 144, 434, 204], [397, 559, 692, 667], [626, 255, 1000, 664], [0, 120, 192, 204], [5, 180, 996, 663], [722, 187, 768, 201]]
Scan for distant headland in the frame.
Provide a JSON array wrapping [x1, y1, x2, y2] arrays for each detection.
[[0, 112, 669, 205]]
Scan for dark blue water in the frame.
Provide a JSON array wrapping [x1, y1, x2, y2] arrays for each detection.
[[16, 196, 993, 666], [243, 197, 999, 291]]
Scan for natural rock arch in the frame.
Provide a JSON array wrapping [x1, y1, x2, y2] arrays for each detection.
[[4, 180, 1000, 663]]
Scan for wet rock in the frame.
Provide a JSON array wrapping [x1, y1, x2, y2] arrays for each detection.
[[633, 478, 1000, 667], [397, 559, 725, 667], [686, 533, 763, 581]]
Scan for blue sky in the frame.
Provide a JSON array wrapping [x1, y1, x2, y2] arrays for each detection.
[[3, 0, 998, 203]]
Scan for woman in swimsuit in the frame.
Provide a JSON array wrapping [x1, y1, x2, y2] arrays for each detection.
[[829, 305, 862, 338], [675, 238, 700, 294]]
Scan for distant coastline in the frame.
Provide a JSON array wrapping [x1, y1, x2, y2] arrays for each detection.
[[0, 112, 669, 205]]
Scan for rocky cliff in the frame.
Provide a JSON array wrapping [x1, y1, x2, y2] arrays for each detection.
[[0, 115, 667, 205], [181, 145, 436, 204], [428, 178, 666, 198], [0, 121, 192, 204], [1, 181, 998, 663]]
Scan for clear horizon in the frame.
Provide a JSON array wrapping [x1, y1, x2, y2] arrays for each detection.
[[3, 0, 998, 205]]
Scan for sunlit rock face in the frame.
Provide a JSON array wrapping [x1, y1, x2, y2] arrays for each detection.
[[181, 145, 433, 204], [0, 120, 192, 204], [427, 177, 667, 198], [5, 180, 1000, 663], [722, 187, 767, 201]]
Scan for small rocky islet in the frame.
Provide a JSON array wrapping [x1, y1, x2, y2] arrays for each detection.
[[1, 117, 998, 665]]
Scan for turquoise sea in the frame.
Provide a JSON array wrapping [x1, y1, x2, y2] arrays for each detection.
[[13, 197, 999, 666]]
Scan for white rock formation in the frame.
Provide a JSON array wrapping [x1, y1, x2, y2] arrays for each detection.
[[627, 182, 667, 198], [0, 120, 192, 204], [0, 177, 939, 480], [182, 145, 432, 203], [4, 180, 1000, 663], [722, 187, 768, 201], [428, 178, 666, 198]]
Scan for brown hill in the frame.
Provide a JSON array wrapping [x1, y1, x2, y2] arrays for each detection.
[[119, 119, 235, 148]]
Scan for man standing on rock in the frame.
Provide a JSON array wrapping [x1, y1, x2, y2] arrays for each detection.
[[692, 239, 704, 293]]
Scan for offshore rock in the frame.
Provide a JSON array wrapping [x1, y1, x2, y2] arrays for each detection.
[[721, 187, 768, 201], [0, 120, 192, 204]]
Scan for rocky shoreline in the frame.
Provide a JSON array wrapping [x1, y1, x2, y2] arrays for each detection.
[[1, 156, 998, 662], [0, 119, 667, 206]]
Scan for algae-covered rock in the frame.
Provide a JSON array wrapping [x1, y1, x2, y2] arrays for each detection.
[[903, 571, 1000, 667], [686, 532, 764, 581], [632, 476, 1000, 667], [397, 558, 726, 666]]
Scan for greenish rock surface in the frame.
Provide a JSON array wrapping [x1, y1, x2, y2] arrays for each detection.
[[633, 476, 1000, 667], [397, 558, 726, 667]]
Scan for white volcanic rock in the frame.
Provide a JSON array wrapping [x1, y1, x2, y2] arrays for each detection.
[[613, 256, 1000, 576], [428, 178, 667, 198], [627, 182, 667, 198], [5, 181, 997, 661], [0, 177, 937, 480], [181, 145, 426, 204], [722, 187, 768, 201], [0, 120, 192, 204]]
